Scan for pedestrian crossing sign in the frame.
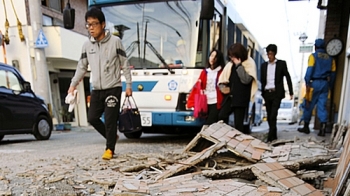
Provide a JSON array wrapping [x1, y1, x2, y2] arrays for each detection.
[[35, 29, 48, 48]]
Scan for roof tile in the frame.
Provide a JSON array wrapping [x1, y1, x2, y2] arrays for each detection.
[[291, 184, 314, 195]]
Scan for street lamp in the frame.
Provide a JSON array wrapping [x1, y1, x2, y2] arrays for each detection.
[[297, 33, 308, 113]]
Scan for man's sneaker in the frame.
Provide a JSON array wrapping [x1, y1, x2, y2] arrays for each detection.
[[102, 149, 113, 160]]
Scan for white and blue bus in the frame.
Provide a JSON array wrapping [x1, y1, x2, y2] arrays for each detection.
[[87, 0, 266, 138]]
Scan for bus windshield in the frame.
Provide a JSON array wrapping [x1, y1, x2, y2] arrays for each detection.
[[102, 1, 201, 69]]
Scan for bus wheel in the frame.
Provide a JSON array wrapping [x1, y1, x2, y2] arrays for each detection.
[[124, 131, 142, 139]]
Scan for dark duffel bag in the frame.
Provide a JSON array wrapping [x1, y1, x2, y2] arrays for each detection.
[[119, 96, 142, 133]]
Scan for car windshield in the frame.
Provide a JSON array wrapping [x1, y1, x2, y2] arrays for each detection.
[[102, 1, 201, 69], [280, 102, 293, 109]]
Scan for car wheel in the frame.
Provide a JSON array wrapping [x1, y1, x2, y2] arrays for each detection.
[[33, 115, 52, 140], [0, 135, 4, 141], [124, 131, 142, 139]]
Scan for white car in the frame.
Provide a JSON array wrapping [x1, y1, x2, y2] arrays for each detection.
[[277, 99, 298, 124]]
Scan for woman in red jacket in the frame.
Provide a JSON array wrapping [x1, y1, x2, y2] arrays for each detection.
[[187, 49, 225, 125]]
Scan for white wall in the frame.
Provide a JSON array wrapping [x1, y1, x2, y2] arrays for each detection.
[[338, 19, 350, 125], [0, 0, 27, 26], [44, 27, 87, 61], [1, 0, 33, 83]]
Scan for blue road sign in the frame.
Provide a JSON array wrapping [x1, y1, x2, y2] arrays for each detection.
[[35, 29, 48, 48]]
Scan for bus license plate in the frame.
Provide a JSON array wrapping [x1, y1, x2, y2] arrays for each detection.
[[141, 112, 152, 126]]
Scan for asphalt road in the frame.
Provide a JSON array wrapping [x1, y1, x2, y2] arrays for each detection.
[[0, 126, 196, 169], [0, 120, 325, 169], [0, 120, 325, 159]]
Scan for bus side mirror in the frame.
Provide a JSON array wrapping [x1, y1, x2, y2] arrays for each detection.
[[63, 2, 75, 29], [200, 0, 214, 19]]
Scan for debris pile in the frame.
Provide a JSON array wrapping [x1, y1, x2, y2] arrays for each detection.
[[112, 122, 334, 195], [1, 121, 348, 195]]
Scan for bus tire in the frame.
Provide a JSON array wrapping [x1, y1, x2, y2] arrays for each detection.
[[124, 131, 142, 139]]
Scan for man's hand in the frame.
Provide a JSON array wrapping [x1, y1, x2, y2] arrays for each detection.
[[290, 95, 294, 100], [125, 88, 132, 97], [68, 86, 76, 95]]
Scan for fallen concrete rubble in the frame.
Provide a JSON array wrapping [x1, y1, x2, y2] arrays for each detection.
[[0, 122, 342, 195], [112, 122, 337, 195]]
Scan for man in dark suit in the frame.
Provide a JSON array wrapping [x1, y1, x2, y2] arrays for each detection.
[[261, 44, 294, 142]]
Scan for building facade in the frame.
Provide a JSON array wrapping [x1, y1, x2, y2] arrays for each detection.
[[0, 0, 90, 126], [323, 0, 350, 125]]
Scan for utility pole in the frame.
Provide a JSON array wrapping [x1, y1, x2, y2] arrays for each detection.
[[297, 33, 308, 111], [29, 0, 52, 107]]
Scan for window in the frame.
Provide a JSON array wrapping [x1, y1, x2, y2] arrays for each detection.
[[103, 1, 201, 68], [209, 12, 222, 51], [43, 15, 53, 26], [42, 0, 64, 12], [0, 70, 22, 91], [235, 28, 242, 44], [227, 19, 235, 48], [196, 11, 222, 67], [247, 38, 255, 59]]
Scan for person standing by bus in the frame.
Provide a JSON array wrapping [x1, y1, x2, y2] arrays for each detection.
[[218, 43, 258, 134], [187, 49, 225, 125], [68, 7, 132, 160], [261, 44, 294, 142]]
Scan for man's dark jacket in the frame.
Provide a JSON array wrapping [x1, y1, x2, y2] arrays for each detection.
[[261, 60, 294, 99]]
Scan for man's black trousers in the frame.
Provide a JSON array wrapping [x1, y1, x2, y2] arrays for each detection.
[[88, 87, 122, 153], [264, 91, 282, 141]]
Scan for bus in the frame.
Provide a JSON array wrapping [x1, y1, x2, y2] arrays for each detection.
[[84, 0, 266, 138]]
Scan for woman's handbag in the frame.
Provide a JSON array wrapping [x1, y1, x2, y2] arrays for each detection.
[[193, 81, 208, 118], [119, 96, 142, 133]]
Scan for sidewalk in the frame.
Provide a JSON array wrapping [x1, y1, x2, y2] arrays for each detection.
[[251, 118, 332, 144]]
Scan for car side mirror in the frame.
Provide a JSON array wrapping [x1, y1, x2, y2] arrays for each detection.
[[23, 81, 32, 92]]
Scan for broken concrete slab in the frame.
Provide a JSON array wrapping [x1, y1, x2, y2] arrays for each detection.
[[155, 141, 226, 181], [201, 165, 254, 180], [332, 126, 350, 196], [184, 122, 334, 170], [251, 162, 325, 195], [184, 122, 270, 163], [113, 173, 299, 196]]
